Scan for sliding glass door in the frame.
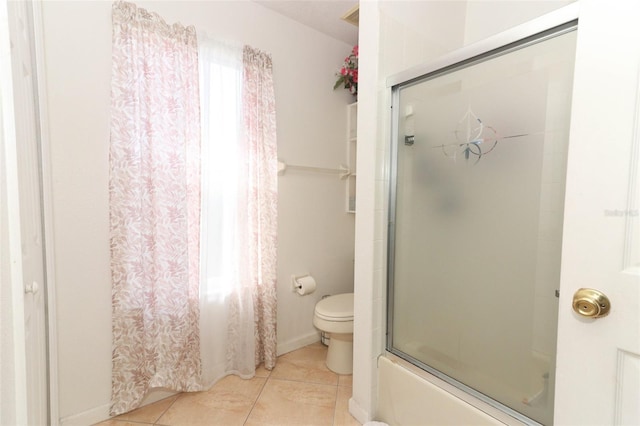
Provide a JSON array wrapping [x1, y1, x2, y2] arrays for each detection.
[[388, 26, 577, 425]]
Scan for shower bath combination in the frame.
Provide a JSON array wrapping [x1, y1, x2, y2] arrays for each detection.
[[386, 19, 578, 426]]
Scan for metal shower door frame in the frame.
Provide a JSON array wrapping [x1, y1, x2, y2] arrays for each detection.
[[385, 4, 579, 425]]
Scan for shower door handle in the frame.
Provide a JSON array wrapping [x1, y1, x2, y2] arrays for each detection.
[[572, 288, 611, 319]]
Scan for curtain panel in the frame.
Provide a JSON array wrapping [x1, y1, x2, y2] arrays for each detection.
[[109, 1, 201, 415], [241, 46, 278, 370], [199, 39, 279, 383]]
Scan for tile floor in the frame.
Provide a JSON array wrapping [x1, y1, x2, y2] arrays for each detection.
[[96, 342, 360, 426]]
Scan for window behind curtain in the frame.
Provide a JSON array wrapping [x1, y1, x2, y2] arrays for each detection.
[[199, 41, 243, 299], [198, 37, 278, 386]]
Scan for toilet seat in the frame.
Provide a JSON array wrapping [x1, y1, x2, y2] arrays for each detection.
[[315, 293, 354, 322]]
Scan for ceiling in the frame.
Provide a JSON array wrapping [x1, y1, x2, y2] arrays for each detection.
[[255, 1, 359, 46]]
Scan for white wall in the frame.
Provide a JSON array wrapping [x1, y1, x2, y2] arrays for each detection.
[[40, 1, 355, 422], [352, 0, 574, 423], [464, 0, 575, 45]]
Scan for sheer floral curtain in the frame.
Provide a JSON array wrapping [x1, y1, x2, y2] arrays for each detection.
[[198, 38, 278, 386], [198, 37, 249, 386], [241, 46, 278, 370], [109, 2, 201, 415], [110, 0, 278, 413]]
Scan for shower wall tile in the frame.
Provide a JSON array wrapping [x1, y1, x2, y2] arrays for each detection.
[[378, 14, 406, 77], [372, 326, 383, 355], [378, 143, 391, 180], [374, 209, 386, 241], [373, 240, 384, 266], [374, 179, 385, 211], [372, 299, 383, 333], [376, 148, 389, 183], [379, 2, 466, 75], [373, 268, 384, 301], [355, 180, 375, 213]]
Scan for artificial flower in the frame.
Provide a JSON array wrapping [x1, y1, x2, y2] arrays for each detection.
[[333, 45, 358, 97]]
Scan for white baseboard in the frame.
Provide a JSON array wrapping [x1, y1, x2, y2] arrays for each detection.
[[59, 389, 177, 425], [349, 396, 370, 424], [59, 403, 110, 426], [277, 331, 321, 356]]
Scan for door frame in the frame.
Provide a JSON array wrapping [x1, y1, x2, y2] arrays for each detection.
[[29, 0, 60, 423], [6, 0, 60, 423], [0, 0, 28, 421], [30, 1, 59, 423]]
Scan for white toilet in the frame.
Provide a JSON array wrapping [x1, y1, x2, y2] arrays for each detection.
[[313, 293, 354, 374]]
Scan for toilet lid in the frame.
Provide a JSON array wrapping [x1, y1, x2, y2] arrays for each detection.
[[315, 293, 354, 321]]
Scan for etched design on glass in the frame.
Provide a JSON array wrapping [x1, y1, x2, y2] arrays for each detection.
[[451, 107, 499, 163], [433, 106, 531, 165]]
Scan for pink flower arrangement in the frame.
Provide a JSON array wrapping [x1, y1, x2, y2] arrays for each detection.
[[334, 45, 358, 96]]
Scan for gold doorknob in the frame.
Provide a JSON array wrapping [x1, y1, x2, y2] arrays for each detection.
[[572, 288, 611, 318]]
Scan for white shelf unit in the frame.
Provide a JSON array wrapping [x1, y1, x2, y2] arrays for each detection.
[[346, 101, 357, 213]]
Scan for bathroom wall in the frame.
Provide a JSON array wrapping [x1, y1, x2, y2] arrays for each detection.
[[352, 0, 575, 423], [40, 1, 355, 423], [464, 1, 575, 45]]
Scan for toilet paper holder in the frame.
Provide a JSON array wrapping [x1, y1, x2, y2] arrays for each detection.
[[291, 274, 316, 295], [291, 274, 308, 291], [291, 275, 301, 291]]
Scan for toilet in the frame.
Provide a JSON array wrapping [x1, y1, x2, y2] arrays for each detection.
[[313, 293, 354, 374]]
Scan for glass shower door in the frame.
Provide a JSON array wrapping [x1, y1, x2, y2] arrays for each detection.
[[388, 28, 577, 425]]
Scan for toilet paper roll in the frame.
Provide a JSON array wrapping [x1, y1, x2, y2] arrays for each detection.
[[295, 275, 316, 295]]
